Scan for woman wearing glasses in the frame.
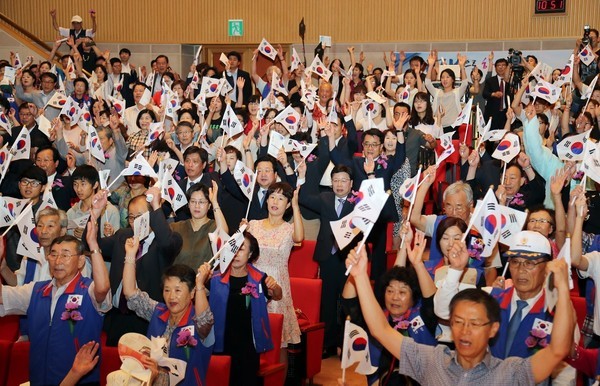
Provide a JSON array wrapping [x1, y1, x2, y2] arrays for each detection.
[[169, 181, 228, 271]]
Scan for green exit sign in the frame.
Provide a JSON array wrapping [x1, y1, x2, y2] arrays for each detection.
[[228, 20, 243, 37]]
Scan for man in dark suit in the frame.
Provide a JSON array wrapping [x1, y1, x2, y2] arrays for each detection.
[[35, 146, 75, 212], [86, 187, 182, 346], [483, 59, 513, 130], [9, 102, 53, 151], [220, 155, 296, 223], [298, 164, 358, 357], [166, 146, 221, 222], [223, 51, 253, 107], [329, 128, 406, 281]]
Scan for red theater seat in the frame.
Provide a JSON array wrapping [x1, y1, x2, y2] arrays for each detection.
[[258, 313, 286, 386]]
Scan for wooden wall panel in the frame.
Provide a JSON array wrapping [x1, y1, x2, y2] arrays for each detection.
[[1, 0, 599, 44]]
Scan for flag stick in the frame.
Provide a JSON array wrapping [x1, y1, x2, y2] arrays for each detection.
[[460, 188, 490, 243], [244, 182, 257, 219], [294, 159, 305, 173], [104, 169, 126, 192], [501, 260, 510, 278], [345, 235, 369, 276], [341, 318, 349, 383], [570, 172, 587, 206], [500, 162, 507, 185], [2, 202, 32, 237]]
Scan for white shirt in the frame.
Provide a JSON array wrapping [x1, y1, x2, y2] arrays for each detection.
[[0, 273, 111, 318], [186, 174, 203, 191]]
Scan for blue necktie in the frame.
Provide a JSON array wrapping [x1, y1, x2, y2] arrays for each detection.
[[505, 300, 528, 357]]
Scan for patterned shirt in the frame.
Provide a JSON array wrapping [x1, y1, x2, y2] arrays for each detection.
[[126, 128, 151, 159], [398, 337, 537, 385]]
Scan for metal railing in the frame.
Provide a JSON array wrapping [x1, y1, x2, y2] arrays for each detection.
[[0, 11, 59, 60]]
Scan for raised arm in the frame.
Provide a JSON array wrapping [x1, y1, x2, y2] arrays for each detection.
[[410, 165, 437, 232], [405, 230, 436, 298], [88, 191, 111, 303], [250, 49, 262, 86], [50, 9, 60, 32], [549, 167, 569, 250], [122, 236, 140, 298], [208, 180, 228, 234], [90, 10, 97, 35], [346, 246, 403, 358], [530, 260, 574, 383], [570, 189, 589, 270], [291, 188, 304, 243], [194, 262, 213, 338]]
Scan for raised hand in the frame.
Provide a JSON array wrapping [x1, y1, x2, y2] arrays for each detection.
[[447, 240, 469, 271], [124, 236, 140, 256], [406, 230, 427, 266], [346, 246, 369, 278]]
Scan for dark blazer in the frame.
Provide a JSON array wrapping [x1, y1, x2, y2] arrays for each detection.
[[220, 169, 269, 221], [223, 69, 253, 106], [50, 174, 76, 212], [10, 124, 52, 150], [318, 118, 359, 165], [482, 76, 514, 130], [299, 190, 358, 262], [88, 208, 182, 345]]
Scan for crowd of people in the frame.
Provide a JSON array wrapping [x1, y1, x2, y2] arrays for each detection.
[[0, 8, 599, 386]]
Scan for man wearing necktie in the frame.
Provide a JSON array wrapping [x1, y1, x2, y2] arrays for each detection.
[[298, 164, 358, 358], [434, 230, 576, 384], [223, 51, 252, 107], [483, 58, 513, 131]]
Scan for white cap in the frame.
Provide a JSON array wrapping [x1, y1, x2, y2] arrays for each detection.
[[71, 15, 83, 23], [504, 230, 552, 260]]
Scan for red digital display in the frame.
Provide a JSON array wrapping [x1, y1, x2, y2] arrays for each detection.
[[535, 0, 566, 14]]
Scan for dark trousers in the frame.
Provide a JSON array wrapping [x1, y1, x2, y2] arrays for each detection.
[[319, 252, 348, 350]]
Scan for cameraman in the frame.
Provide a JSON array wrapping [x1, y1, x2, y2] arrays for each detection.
[[578, 26, 599, 83], [483, 58, 513, 130]]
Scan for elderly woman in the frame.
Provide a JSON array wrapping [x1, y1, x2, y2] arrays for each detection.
[[123, 237, 214, 385]]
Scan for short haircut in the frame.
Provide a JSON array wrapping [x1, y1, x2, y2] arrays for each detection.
[[20, 165, 48, 185], [109, 57, 121, 66], [244, 231, 260, 264], [393, 102, 411, 114], [443, 181, 473, 205], [177, 108, 199, 124], [73, 77, 89, 93], [495, 58, 509, 66], [331, 164, 353, 180], [224, 145, 242, 161], [266, 182, 293, 202], [72, 165, 100, 188], [18, 102, 31, 112], [162, 264, 196, 291], [36, 207, 68, 229], [435, 217, 468, 253], [36, 146, 60, 162], [362, 129, 384, 143], [119, 48, 131, 56], [526, 55, 538, 65], [50, 235, 84, 256], [176, 121, 194, 132], [128, 194, 152, 212], [40, 72, 57, 83], [183, 146, 208, 165], [254, 155, 277, 171], [155, 54, 169, 63], [186, 182, 209, 202], [449, 288, 501, 324], [136, 109, 157, 129], [227, 51, 242, 62], [376, 266, 421, 308]]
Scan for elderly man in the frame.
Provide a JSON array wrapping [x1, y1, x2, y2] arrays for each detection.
[[346, 244, 574, 385], [0, 219, 110, 384], [87, 187, 182, 345], [434, 230, 576, 384], [410, 168, 487, 280]]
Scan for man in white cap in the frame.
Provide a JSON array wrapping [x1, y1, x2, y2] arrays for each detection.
[[434, 230, 576, 384], [50, 9, 97, 42]]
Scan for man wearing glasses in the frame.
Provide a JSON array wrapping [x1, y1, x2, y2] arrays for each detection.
[[434, 230, 576, 384], [347, 242, 574, 385]]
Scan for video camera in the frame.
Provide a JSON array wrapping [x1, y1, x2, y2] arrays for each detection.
[[582, 25, 591, 47], [507, 48, 524, 94]]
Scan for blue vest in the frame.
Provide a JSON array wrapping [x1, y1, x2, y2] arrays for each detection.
[[209, 264, 273, 353], [490, 287, 553, 358], [27, 273, 104, 385], [367, 304, 437, 385], [147, 303, 213, 386]]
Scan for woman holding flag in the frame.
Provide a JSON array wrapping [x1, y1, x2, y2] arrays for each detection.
[[170, 181, 227, 270], [247, 182, 303, 349], [209, 231, 282, 386], [122, 237, 214, 386], [341, 225, 437, 385]]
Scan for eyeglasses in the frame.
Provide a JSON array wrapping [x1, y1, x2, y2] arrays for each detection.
[[363, 142, 381, 148], [48, 252, 77, 261], [508, 258, 547, 271], [19, 179, 42, 187], [528, 218, 551, 225], [127, 213, 144, 222], [444, 204, 466, 215], [189, 199, 209, 206], [450, 318, 492, 330]]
